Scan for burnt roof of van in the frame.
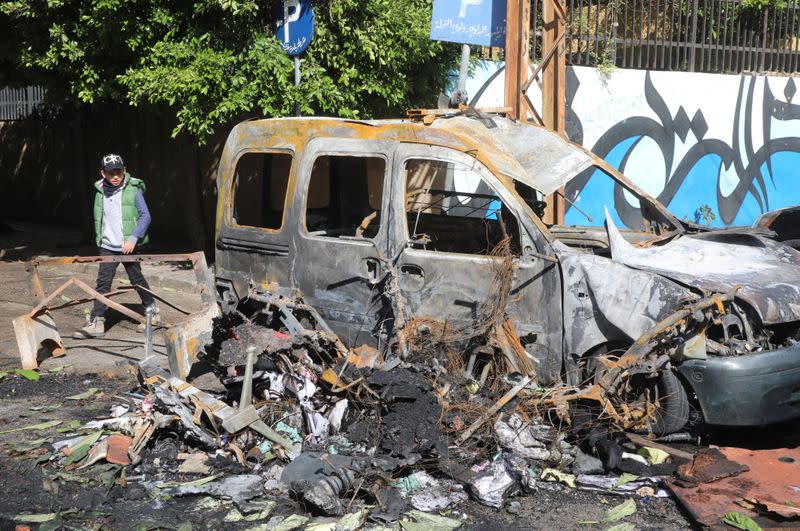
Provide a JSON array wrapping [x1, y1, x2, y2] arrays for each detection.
[[230, 115, 598, 195], [225, 115, 679, 228]]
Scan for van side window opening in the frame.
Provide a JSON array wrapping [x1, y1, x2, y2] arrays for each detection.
[[232, 152, 292, 229], [305, 155, 386, 239], [404, 159, 521, 255]]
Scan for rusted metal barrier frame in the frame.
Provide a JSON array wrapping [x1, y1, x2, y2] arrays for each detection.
[[18, 252, 219, 377], [27, 253, 216, 306]]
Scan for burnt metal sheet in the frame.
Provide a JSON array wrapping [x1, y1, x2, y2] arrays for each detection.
[[430, 116, 594, 195], [606, 211, 800, 324], [676, 447, 750, 485], [670, 447, 800, 528]]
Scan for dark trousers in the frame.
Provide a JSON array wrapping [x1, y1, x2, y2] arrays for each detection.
[[91, 247, 155, 318]]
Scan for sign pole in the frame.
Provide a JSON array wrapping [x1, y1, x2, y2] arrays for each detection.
[[457, 44, 471, 92], [294, 56, 301, 116], [275, 0, 314, 116], [430, 0, 506, 105]]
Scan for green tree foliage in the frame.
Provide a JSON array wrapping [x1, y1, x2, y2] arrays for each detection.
[[1, 0, 457, 141]]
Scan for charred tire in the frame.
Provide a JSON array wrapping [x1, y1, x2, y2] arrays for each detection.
[[645, 369, 690, 435]]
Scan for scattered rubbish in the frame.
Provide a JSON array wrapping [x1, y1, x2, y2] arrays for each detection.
[[469, 456, 521, 507], [63, 431, 103, 465], [493, 414, 551, 460], [611, 473, 639, 490], [7, 259, 786, 531], [572, 448, 604, 475], [540, 468, 576, 489], [576, 475, 669, 497], [177, 452, 211, 475], [626, 433, 693, 461], [637, 447, 670, 465], [159, 474, 264, 505]]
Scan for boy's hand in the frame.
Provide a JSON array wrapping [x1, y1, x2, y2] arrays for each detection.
[[122, 241, 136, 254]]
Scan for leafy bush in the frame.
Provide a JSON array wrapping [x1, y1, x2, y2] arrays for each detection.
[[1, 0, 457, 141]]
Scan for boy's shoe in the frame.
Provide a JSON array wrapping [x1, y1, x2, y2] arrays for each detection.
[[72, 316, 105, 339], [136, 305, 161, 332]]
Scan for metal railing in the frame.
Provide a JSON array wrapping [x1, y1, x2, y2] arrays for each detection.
[[557, 0, 800, 74], [0, 86, 45, 120]]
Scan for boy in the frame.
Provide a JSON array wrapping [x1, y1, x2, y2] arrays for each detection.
[[73, 154, 159, 338]]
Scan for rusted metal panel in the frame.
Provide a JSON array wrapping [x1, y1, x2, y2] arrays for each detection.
[[670, 447, 800, 527]]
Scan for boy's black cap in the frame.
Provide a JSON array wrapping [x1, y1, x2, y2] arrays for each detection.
[[101, 153, 125, 171]]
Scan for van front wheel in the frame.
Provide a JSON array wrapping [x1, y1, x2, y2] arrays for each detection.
[[625, 369, 690, 436]]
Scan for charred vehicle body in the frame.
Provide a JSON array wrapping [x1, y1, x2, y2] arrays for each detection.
[[211, 114, 800, 435]]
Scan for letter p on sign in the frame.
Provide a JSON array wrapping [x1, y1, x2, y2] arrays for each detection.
[[459, 0, 482, 17], [282, 0, 301, 42]]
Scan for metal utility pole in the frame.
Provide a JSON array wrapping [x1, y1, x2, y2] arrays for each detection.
[[504, 0, 567, 224]]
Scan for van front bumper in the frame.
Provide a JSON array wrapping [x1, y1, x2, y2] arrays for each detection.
[[677, 344, 800, 426]]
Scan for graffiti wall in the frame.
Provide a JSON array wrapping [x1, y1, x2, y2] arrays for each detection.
[[468, 62, 800, 228]]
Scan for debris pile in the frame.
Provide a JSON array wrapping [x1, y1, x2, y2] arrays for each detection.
[[10, 286, 720, 530]]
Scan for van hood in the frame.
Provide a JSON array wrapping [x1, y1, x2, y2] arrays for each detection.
[[431, 116, 594, 195], [606, 212, 800, 325]]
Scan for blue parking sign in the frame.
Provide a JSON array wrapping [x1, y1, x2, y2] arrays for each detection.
[[275, 0, 315, 56], [430, 0, 506, 47]]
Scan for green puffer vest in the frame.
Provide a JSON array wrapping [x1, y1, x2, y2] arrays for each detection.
[[93, 174, 149, 247]]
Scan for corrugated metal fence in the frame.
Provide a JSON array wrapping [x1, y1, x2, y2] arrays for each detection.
[[528, 0, 800, 74], [5, 4, 796, 105], [0, 86, 45, 120]]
